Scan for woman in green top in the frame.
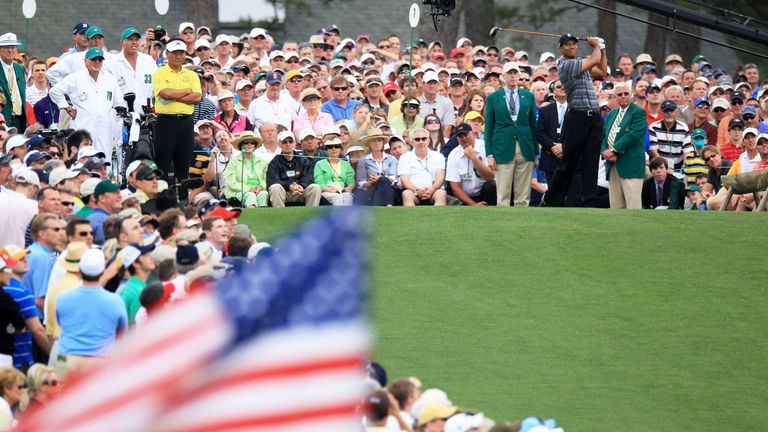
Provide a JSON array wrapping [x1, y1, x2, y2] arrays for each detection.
[[313, 137, 355, 206], [389, 98, 424, 138], [225, 131, 269, 207]]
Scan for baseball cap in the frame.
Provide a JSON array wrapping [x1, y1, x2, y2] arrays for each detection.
[[176, 245, 199, 266], [250, 27, 268, 38], [634, 53, 655, 67], [423, 71, 439, 83], [277, 130, 295, 142], [742, 127, 758, 138], [449, 77, 464, 87], [235, 79, 254, 91], [539, 52, 556, 64], [464, 111, 484, 122], [121, 27, 141, 40], [691, 128, 707, 139], [48, 167, 79, 187], [298, 129, 317, 141], [80, 177, 101, 197], [23, 150, 50, 166], [445, 413, 484, 432], [455, 123, 473, 135], [0, 245, 30, 268], [217, 89, 235, 101], [13, 168, 39, 186], [694, 97, 710, 107], [712, 98, 730, 111], [692, 54, 707, 63], [166, 39, 187, 52], [728, 118, 745, 130], [0, 155, 11, 166], [85, 26, 104, 39], [730, 92, 745, 103], [25, 134, 45, 150], [758, 133, 768, 142], [382, 82, 399, 95], [209, 206, 241, 220], [5, 135, 26, 151], [194, 39, 210, 51], [94, 180, 121, 197], [502, 62, 520, 74], [83, 158, 110, 171], [300, 87, 321, 102], [178, 22, 195, 34], [449, 48, 466, 58], [213, 34, 231, 46], [660, 100, 677, 112], [641, 64, 657, 74], [265, 70, 283, 85], [72, 22, 89, 35], [685, 184, 702, 193], [558, 33, 579, 46], [365, 76, 383, 87], [742, 105, 758, 117], [665, 54, 683, 64], [80, 249, 106, 277], [418, 404, 457, 426], [135, 165, 161, 181], [121, 243, 156, 268], [85, 47, 105, 60]]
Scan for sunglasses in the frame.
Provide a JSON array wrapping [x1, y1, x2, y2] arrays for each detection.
[[732, 100, 744, 105], [518, 78, 530, 82], [385, 91, 396, 97], [141, 175, 157, 181], [713, 108, 726, 113], [289, 77, 303, 83], [43, 380, 60, 386], [61, 201, 74, 207], [182, 30, 195, 35], [282, 138, 295, 143], [412, 137, 428, 141], [362, 60, 375, 65], [743, 114, 756, 120], [332, 86, 348, 92], [426, 119, 441, 125], [49, 152, 62, 157], [325, 144, 342, 149], [77, 230, 93, 237], [286, 59, 299, 64], [378, 45, 391, 49], [241, 141, 258, 146], [196, 47, 210, 51]]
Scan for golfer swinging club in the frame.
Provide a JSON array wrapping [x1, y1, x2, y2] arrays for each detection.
[[542, 33, 607, 207]]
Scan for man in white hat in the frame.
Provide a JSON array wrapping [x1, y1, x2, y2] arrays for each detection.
[[0, 33, 28, 131], [104, 27, 158, 115], [213, 34, 234, 68], [50, 47, 125, 159]]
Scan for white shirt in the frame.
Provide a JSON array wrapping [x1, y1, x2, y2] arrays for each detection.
[[398, 149, 446, 189], [26, 84, 49, 106], [49, 69, 125, 156], [445, 138, 488, 196], [254, 144, 282, 163], [104, 51, 158, 114], [248, 93, 294, 130], [0, 191, 38, 249], [739, 151, 762, 174]]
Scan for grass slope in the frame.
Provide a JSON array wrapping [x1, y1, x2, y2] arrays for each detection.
[[240, 207, 766, 431]]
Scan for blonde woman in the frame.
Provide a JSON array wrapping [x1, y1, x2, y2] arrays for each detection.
[[0, 366, 25, 430], [21, 364, 61, 413]]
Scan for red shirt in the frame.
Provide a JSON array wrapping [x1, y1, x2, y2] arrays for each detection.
[[645, 105, 663, 126], [720, 142, 743, 161], [756, 159, 768, 171]]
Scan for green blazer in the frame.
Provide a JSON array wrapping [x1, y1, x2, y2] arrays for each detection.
[[0, 61, 27, 124], [484, 87, 538, 164], [601, 102, 647, 179]]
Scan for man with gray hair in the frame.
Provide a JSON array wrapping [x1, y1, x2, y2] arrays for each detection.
[[600, 81, 648, 209], [398, 128, 446, 206]]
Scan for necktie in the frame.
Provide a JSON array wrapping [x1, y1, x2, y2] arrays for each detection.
[[607, 109, 625, 149], [508, 90, 517, 116], [557, 104, 565, 126], [657, 184, 663, 207], [7, 63, 20, 115]]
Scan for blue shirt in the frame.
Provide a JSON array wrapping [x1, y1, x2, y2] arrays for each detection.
[[56, 285, 127, 357], [22, 242, 56, 300], [3, 278, 38, 369], [87, 208, 111, 245], [321, 98, 360, 122]]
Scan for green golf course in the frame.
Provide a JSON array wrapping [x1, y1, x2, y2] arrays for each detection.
[[240, 207, 766, 431]]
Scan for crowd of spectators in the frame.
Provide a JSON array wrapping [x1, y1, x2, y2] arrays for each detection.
[[1, 16, 768, 431]]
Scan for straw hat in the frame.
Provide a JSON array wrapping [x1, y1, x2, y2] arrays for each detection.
[[231, 131, 263, 150], [360, 127, 388, 142]]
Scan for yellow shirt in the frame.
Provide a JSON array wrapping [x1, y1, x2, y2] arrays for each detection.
[[152, 65, 201, 115], [45, 271, 81, 340]]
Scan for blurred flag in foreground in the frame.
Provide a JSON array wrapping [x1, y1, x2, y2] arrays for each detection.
[[20, 209, 371, 432]]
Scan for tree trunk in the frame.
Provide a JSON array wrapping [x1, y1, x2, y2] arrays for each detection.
[[420, 1, 466, 52], [188, 0, 220, 35], [595, 0, 617, 64], [464, 0, 495, 46], [643, 12, 668, 65]]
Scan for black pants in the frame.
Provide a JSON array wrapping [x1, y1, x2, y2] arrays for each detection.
[[356, 177, 395, 206], [468, 181, 498, 205], [154, 114, 194, 198], [544, 109, 602, 207], [544, 170, 583, 207], [10, 115, 26, 132]]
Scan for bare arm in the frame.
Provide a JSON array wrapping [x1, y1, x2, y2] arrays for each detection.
[[158, 88, 192, 100], [400, 174, 418, 192], [450, 181, 480, 206], [579, 38, 603, 73], [27, 317, 52, 354]]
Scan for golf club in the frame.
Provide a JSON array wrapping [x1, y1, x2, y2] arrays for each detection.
[[489, 26, 589, 41]]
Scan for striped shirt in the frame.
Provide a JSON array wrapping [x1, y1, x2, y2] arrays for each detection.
[[719, 141, 742, 161], [3, 278, 38, 369], [557, 56, 598, 111], [193, 98, 216, 123], [683, 154, 709, 185], [649, 119, 693, 173]]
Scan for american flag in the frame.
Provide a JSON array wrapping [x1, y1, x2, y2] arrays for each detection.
[[20, 209, 371, 432]]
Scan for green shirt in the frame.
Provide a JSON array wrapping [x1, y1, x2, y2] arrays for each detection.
[[314, 159, 355, 189], [74, 206, 94, 219], [119, 276, 146, 325]]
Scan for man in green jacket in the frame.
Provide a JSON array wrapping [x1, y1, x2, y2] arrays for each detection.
[[601, 81, 648, 209], [485, 62, 538, 206]]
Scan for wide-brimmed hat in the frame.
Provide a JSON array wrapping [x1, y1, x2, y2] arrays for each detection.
[[62, 242, 89, 272], [360, 128, 388, 142], [232, 131, 263, 150]]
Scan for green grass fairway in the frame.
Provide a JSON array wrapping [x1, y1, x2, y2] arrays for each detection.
[[239, 208, 766, 431]]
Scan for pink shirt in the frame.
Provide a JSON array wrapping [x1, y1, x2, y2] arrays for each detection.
[[292, 111, 334, 136], [0, 191, 38, 248]]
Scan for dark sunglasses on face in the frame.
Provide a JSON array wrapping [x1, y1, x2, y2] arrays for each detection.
[[325, 144, 342, 150], [196, 47, 209, 51], [332, 86, 348, 91], [426, 119, 440, 125], [49, 152, 62, 157], [703, 154, 717, 162], [282, 138, 295, 143], [141, 175, 157, 181], [362, 60, 375, 65], [289, 77, 303, 83], [732, 100, 744, 105], [287, 59, 299, 64], [412, 137, 428, 142], [713, 108, 726, 113], [77, 230, 93, 237], [385, 91, 396, 97], [61, 201, 74, 207], [242, 141, 258, 146], [743, 114, 756, 120]]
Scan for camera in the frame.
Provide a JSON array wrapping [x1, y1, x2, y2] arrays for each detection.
[[422, 0, 456, 15], [154, 25, 167, 40]]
